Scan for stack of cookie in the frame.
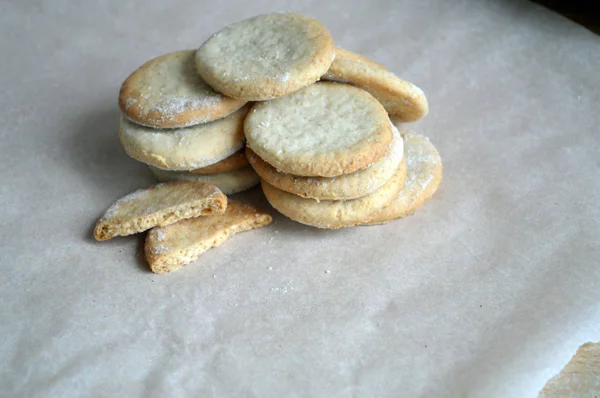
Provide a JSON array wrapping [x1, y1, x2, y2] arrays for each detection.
[[191, 12, 442, 228], [118, 50, 260, 195], [98, 12, 444, 274]]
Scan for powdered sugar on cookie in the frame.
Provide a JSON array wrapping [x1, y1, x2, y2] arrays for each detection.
[[94, 181, 227, 241], [195, 13, 334, 100], [365, 130, 442, 225], [119, 50, 246, 128], [119, 105, 249, 170], [245, 82, 392, 177]]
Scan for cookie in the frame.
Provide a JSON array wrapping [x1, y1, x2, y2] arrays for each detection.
[[247, 124, 404, 200], [187, 149, 248, 175], [364, 130, 442, 225], [145, 200, 272, 274], [245, 82, 392, 177], [539, 342, 600, 397], [94, 181, 227, 241], [149, 165, 260, 195], [119, 50, 246, 128], [332, 46, 386, 70], [322, 47, 428, 122], [119, 105, 249, 171], [195, 13, 334, 100], [262, 161, 407, 229]]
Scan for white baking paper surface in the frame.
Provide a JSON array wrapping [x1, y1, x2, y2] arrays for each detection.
[[1, 1, 599, 397]]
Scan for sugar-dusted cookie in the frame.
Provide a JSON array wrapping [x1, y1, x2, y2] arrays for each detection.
[[195, 13, 334, 100], [245, 82, 392, 177], [262, 161, 406, 229], [149, 165, 260, 195], [119, 50, 246, 128], [364, 130, 442, 225], [247, 125, 404, 200], [322, 47, 428, 122], [146, 200, 272, 273], [94, 182, 226, 241], [119, 105, 249, 171], [187, 149, 248, 175]]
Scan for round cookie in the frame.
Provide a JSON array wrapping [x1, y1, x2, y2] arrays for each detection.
[[262, 161, 407, 229], [187, 149, 249, 175], [119, 105, 249, 171], [332, 47, 386, 70], [245, 82, 392, 177], [119, 50, 246, 128], [247, 125, 404, 200], [149, 165, 260, 195], [322, 47, 428, 122], [364, 130, 442, 225], [195, 13, 334, 100]]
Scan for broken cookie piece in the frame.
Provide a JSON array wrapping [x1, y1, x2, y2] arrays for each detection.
[[145, 200, 272, 273], [94, 181, 227, 241]]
